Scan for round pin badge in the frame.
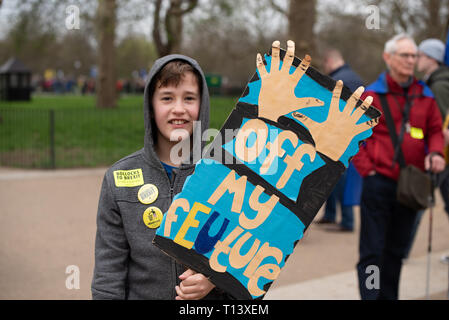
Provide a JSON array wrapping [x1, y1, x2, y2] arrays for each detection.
[[138, 184, 159, 204], [142, 207, 163, 229]]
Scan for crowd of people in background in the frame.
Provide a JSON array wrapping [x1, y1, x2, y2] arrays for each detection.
[[315, 34, 449, 300], [30, 71, 149, 96]]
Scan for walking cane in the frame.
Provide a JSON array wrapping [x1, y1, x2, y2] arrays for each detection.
[[425, 157, 437, 300]]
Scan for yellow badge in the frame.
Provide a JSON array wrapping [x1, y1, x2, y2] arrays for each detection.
[[138, 184, 159, 204], [113, 169, 144, 187], [410, 127, 424, 140], [143, 207, 163, 229]]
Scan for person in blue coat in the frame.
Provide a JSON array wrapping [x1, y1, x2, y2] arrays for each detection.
[[315, 48, 364, 232]]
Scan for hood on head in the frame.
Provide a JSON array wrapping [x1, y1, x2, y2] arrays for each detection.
[[142, 54, 210, 169]]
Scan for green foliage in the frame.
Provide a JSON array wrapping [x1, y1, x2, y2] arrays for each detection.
[[0, 94, 237, 168], [116, 35, 158, 78]]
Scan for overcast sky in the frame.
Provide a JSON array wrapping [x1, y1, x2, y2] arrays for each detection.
[[0, 0, 434, 42]]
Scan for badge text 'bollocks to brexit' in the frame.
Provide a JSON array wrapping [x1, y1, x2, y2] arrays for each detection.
[[153, 40, 381, 299]]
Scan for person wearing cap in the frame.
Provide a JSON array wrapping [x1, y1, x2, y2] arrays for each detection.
[[417, 39, 449, 217], [417, 38, 449, 118], [403, 39, 449, 261]]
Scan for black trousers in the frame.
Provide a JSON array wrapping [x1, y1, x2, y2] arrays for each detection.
[[357, 173, 418, 300]]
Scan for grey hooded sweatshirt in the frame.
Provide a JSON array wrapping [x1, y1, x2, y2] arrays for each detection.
[[91, 54, 227, 299]]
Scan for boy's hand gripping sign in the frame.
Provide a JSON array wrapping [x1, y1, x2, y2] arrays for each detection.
[[153, 40, 381, 299]]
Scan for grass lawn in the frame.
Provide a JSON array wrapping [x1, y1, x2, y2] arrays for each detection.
[[0, 94, 239, 168]]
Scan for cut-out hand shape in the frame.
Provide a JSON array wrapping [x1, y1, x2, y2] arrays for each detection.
[[257, 40, 324, 122], [292, 80, 379, 161]]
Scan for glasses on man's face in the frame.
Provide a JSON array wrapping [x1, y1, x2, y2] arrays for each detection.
[[394, 52, 418, 59]]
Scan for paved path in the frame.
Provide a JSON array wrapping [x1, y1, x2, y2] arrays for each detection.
[[0, 167, 448, 300], [265, 250, 449, 300]]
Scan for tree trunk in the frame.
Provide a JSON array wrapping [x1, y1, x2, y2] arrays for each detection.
[[153, 0, 198, 57], [153, 0, 168, 56], [287, 0, 316, 61], [96, 0, 117, 109], [166, 0, 184, 54], [425, 0, 444, 38]]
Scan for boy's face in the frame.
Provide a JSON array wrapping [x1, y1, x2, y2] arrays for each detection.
[[152, 71, 200, 147]]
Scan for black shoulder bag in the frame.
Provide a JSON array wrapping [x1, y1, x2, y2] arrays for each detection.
[[379, 94, 431, 211]]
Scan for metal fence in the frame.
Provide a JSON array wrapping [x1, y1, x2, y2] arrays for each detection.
[[0, 107, 144, 168]]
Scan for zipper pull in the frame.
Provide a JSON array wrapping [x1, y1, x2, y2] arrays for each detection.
[[169, 169, 177, 200]]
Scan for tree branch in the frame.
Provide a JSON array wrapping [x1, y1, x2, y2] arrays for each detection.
[[153, 0, 168, 56], [180, 0, 198, 15], [269, 0, 288, 16], [164, 0, 178, 53], [392, 0, 408, 32]]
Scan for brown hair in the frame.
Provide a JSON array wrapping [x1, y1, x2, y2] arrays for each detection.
[[149, 60, 202, 144], [151, 60, 202, 93]]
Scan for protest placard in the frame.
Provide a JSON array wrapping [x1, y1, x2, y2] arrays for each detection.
[[153, 40, 381, 299]]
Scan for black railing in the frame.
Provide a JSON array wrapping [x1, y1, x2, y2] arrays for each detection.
[[0, 107, 144, 168]]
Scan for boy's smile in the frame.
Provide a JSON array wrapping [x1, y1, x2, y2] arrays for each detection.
[[152, 71, 200, 147]]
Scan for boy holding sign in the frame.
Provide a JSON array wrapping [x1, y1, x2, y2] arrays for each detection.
[[92, 55, 225, 299]]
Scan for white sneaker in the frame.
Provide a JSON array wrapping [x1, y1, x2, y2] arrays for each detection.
[[440, 255, 449, 264]]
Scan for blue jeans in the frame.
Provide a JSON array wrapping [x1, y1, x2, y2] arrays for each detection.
[[357, 174, 418, 300], [324, 172, 354, 230]]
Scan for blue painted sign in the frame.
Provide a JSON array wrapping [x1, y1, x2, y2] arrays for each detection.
[[153, 41, 381, 299]]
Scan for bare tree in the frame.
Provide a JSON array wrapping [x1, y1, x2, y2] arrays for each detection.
[[421, 0, 449, 39], [315, 0, 449, 83], [369, 0, 449, 39], [153, 0, 198, 56], [96, 0, 117, 108], [270, 0, 317, 60]]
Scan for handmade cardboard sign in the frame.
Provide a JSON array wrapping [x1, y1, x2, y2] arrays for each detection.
[[153, 40, 381, 299]]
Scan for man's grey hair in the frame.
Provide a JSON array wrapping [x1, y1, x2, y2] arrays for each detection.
[[384, 33, 417, 54]]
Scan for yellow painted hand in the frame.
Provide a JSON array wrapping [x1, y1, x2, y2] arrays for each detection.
[[292, 80, 379, 161], [256, 40, 324, 122]]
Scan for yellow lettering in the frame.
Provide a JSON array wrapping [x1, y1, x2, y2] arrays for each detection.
[[164, 198, 190, 237], [174, 202, 211, 249]]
